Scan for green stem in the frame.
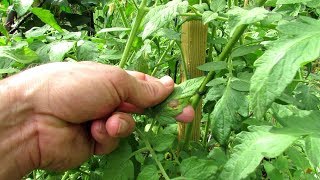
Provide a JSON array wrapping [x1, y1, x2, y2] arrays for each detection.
[[115, 1, 129, 28], [77, 169, 90, 176], [119, 0, 148, 68], [128, 147, 149, 159], [234, 0, 239, 6], [136, 129, 170, 180], [61, 171, 70, 180], [176, 41, 189, 81], [131, 0, 139, 10], [151, 40, 175, 76], [203, 115, 211, 146], [147, 118, 156, 132], [228, 0, 232, 8], [207, 25, 216, 62], [171, 150, 181, 165]]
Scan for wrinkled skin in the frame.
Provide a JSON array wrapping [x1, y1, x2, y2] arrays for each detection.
[[0, 62, 194, 179]]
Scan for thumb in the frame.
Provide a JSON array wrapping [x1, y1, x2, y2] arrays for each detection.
[[124, 74, 174, 108]]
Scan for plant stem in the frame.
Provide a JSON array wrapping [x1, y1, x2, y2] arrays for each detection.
[[61, 171, 70, 180], [147, 118, 156, 132], [119, 0, 148, 68], [234, 0, 239, 6], [183, 0, 268, 148], [115, 1, 129, 28], [136, 129, 170, 180], [207, 25, 216, 62], [151, 40, 175, 76], [131, 0, 139, 10], [128, 147, 149, 159], [176, 41, 189, 81], [203, 115, 211, 146]]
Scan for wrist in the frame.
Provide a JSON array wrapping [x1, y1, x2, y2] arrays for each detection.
[[0, 77, 40, 179]]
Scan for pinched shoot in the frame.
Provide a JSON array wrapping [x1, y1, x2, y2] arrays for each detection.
[[146, 77, 205, 124]]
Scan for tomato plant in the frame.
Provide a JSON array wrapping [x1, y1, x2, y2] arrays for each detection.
[[1, 0, 320, 179]]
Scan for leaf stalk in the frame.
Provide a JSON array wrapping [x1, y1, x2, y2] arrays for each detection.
[[119, 0, 148, 68]]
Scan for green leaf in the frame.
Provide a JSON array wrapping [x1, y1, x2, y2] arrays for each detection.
[[151, 133, 176, 152], [276, 0, 312, 4], [305, 135, 320, 168], [137, 165, 159, 180], [197, 61, 227, 71], [207, 147, 228, 165], [31, 7, 63, 32], [231, 45, 262, 58], [103, 141, 134, 180], [142, 0, 188, 39], [25, 25, 52, 38], [210, 0, 226, 12], [96, 27, 131, 35], [13, 0, 34, 16], [146, 77, 205, 124], [36, 41, 75, 62], [294, 84, 320, 110], [306, 0, 320, 8], [154, 28, 180, 41], [250, 17, 320, 120], [0, 68, 19, 74], [202, 11, 218, 24], [272, 110, 320, 136], [219, 126, 298, 180], [206, 77, 227, 87], [0, 45, 38, 64], [263, 161, 284, 180], [180, 156, 218, 179], [230, 78, 250, 92], [76, 40, 99, 61], [227, 7, 269, 35], [286, 147, 311, 170], [211, 80, 248, 145], [0, 24, 9, 38]]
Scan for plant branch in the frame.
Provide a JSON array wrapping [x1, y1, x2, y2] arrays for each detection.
[[128, 147, 149, 159], [136, 129, 170, 180], [115, 1, 130, 28], [119, 0, 148, 68], [151, 40, 175, 76]]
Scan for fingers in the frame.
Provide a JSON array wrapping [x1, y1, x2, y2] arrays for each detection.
[[90, 112, 135, 155], [116, 73, 175, 108], [105, 112, 135, 137], [175, 105, 195, 123]]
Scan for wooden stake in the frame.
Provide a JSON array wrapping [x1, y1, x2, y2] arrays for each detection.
[[178, 20, 208, 141]]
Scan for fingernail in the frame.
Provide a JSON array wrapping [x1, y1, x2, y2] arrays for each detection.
[[118, 119, 129, 134], [159, 76, 173, 87]]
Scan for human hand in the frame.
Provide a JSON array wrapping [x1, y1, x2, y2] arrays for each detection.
[[0, 62, 194, 179]]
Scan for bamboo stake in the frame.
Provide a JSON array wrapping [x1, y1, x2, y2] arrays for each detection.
[[178, 20, 208, 141]]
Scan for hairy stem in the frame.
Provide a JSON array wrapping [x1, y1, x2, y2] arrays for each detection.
[[136, 129, 170, 180], [203, 115, 211, 146], [116, 1, 130, 28], [151, 40, 175, 76], [119, 0, 148, 68]]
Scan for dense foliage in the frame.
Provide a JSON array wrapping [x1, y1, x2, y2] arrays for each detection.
[[1, 0, 320, 179]]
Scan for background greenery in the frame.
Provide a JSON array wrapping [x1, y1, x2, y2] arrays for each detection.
[[1, 0, 320, 179]]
